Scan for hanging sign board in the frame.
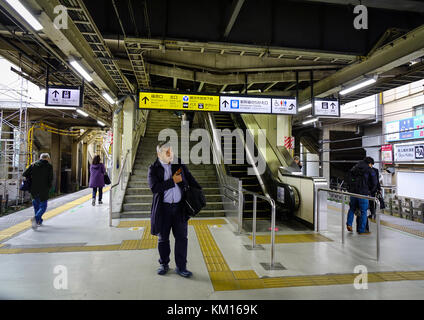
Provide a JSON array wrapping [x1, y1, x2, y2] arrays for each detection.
[[220, 96, 271, 114], [138, 90, 297, 115], [271, 97, 297, 115], [45, 85, 83, 107], [312, 98, 340, 117], [138, 91, 220, 112]]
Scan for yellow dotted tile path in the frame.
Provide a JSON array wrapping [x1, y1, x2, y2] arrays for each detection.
[[248, 233, 333, 244]]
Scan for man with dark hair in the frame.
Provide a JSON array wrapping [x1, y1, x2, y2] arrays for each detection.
[[148, 141, 201, 277], [23, 153, 54, 230], [346, 156, 378, 234]]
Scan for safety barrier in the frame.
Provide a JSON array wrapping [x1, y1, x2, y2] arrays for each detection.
[[318, 188, 381, 262]]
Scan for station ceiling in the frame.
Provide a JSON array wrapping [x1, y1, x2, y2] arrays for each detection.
[[0, 0, 423, 128]]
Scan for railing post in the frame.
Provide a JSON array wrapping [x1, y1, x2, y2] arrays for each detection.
[[376, 199, 381, 263], [252, 194, 257, 248], [109, 187, 113, 227], [237, 180, 243, 234], [270, 199, 276, 267], [421, 203, 424, 224], [341, 194, 345, 244]]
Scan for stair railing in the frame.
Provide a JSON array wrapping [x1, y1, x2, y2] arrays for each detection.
[[109, 149, 130, 227]]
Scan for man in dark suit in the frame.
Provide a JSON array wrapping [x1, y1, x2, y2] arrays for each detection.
[[148, 141, 201, 277]]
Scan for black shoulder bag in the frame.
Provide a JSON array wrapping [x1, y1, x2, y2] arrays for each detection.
[[182, 184, 206, 217]]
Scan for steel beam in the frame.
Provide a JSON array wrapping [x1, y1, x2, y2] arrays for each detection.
[[298, 24, 424, 103], [224, 0, 246, 38]]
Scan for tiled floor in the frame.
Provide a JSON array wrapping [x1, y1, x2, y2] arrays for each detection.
[[0, 192, 423, 299]]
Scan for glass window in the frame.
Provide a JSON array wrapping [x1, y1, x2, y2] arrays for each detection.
[[415, 105, 424, 116]]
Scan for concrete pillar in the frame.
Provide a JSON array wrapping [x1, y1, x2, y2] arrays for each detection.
[[81, 142, 88, 187], [122, 97, 135, 168], [111, 111, 122, 185], [50, 133, 61, 194], [71, 141, 79, 192], [322, 127, 330, 184]]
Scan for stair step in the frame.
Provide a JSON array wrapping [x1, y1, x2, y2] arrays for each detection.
[[123, 202, 224, 212], [124, 194, 223, 203], [125, 187, 222, 195], [120, 209, 226, 219]]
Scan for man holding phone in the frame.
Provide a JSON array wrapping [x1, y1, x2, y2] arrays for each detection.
[[148, 141, 201, 278]]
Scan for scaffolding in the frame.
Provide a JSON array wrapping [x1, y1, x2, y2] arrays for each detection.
[[0, 58, 30, 207]]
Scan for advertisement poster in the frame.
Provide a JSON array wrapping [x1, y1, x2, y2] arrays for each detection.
[[381, 144, 393, 164]]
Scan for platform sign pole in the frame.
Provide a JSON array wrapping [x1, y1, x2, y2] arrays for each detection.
[[341, 195, 345, 244]]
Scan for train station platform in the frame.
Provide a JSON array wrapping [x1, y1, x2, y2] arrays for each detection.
[[1, 189, 423, 300]]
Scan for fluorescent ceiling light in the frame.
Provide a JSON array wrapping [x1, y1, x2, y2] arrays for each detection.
[[6, 0, 43, 31], [97, 120, 105, 126], [70, 60, 93, 82], [339, 78, 376, 95], [76, 109, 89, 117], [39, 106, 76, 110], [102, 92, 115, 104], [302, 118, 318, 125], [298, 103, 312, 112]]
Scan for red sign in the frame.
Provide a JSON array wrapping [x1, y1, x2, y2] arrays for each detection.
[[284, 136, 294, 150], [382, 144, 393, 164]]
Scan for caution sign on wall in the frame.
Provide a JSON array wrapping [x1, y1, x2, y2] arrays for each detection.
[[139, 91, 220, 112]]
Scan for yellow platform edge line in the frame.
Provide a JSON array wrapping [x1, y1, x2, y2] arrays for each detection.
[[0, 188, 111, 243]]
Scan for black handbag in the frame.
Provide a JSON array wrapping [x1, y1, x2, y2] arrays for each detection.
[[377, 191, 385, 210], [104, 173, 111, 185], [20, 178, 32, 192], [183, 185, 206, 217]]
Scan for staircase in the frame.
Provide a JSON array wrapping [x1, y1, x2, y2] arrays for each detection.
[[121, 110, 226, 218], [213, 113, 271, 219]]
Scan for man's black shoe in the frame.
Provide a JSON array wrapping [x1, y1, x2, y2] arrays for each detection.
[[175, 267, 192, 278], [157, 264, 169, 275]]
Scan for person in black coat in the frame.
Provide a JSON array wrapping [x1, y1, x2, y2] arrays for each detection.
[[23, 153, 53, 230], [148, 141, 201, 278]]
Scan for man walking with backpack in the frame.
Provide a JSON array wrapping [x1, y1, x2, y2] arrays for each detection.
[[23, 153, 54, 230], [346, 157, 378, 234]]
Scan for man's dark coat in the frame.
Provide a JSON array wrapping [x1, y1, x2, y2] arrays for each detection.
[[148, 158, 201, 236]]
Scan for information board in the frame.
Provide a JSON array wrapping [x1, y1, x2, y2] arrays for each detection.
[[138, 90, 299, 115], [313, 98, 340, 117], [220, 96, 271, 114], [272, 98, 297, 115], [394, 142, 424, 162], [45, 86, 83, 107], [386, 115, 424, 142], [139, 91, 220, 112]]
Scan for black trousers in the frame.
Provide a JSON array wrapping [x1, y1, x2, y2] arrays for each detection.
[[158, 202, 188, 270], [92, 187, 103, 201]]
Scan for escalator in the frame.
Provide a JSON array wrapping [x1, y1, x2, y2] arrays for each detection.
[[213, 113, 271, 220]]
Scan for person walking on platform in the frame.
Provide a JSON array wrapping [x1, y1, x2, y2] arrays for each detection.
[[89, 155, 106, 206], [23, 153, 53, 230], [345, 157, 378, 235], [148, 141, 201, 278]]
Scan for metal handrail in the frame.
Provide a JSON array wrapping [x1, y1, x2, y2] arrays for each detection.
[[202, 112, 278, 268], [318, 187, 381, 262], [240, 188, 277, 267], [109, 149, 130, 227]]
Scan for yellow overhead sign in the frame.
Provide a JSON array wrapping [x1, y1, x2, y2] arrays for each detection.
[[139, 92, 219, 112]]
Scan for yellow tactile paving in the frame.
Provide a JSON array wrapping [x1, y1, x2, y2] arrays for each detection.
[[249, 233, 333, 244], [0, 187, 111, 243]]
